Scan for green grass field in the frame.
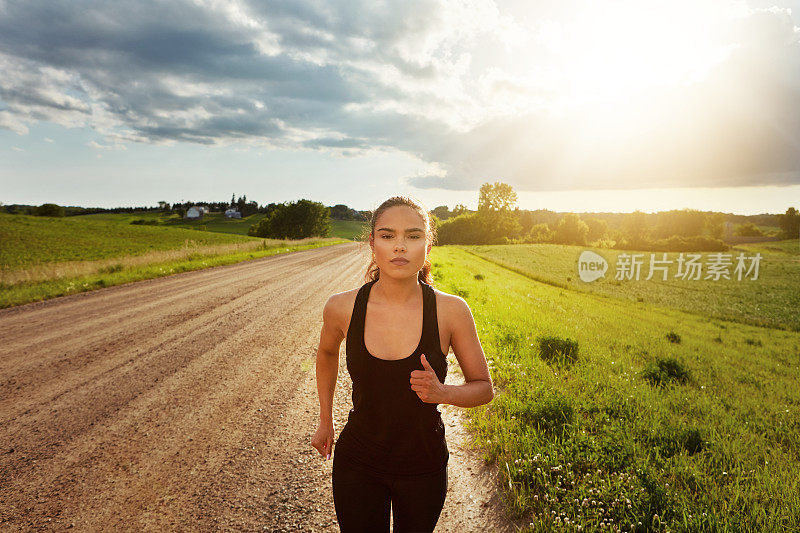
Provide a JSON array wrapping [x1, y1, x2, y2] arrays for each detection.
[[329, 219, 368, 241], [0, 212, 258, 268], [73, 211, 365, 238], [0, 212, 349, 307], [78, 210, 270, 235], [430, 246, 799, 532], [458, 240, 800, 332]]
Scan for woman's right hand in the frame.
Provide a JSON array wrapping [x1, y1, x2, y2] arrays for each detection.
[[311, 419, 335, 460]]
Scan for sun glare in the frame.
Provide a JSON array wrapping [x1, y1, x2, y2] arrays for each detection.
[[535, 2, 740, 109]]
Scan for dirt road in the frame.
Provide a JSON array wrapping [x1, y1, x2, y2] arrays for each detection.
[[0, 243, 524, 532]]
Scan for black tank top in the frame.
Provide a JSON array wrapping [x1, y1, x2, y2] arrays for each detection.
[[334, 278, 449, 476]]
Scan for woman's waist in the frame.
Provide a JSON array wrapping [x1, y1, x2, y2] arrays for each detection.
[[346, 403, 443, 427], [340, 409, 445, 448], [335, 419, 448, 474]]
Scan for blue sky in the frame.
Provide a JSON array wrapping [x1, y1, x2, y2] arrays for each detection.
[[1, 0, 799, 214]]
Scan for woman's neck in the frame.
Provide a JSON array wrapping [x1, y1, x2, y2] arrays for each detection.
[[373, 275, 420, 304]]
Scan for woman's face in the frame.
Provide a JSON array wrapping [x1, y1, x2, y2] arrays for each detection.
[[370, 205, 431, 280]]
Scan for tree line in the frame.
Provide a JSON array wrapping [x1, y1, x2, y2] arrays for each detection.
[[3, 189, 796, 248], [432, 182, 799, 251]]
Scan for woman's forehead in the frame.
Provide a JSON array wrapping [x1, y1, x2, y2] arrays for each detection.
[[375, 205, 425, 229]]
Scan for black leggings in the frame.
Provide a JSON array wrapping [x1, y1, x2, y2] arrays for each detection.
[[332, 453, 448, 533]]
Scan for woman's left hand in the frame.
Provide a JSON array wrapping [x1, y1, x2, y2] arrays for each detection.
[[410, 354, 448, 404]]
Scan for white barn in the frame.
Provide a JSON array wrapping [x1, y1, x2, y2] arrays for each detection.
[[225, 208, 242, 219], [185, 206, 207, 219]]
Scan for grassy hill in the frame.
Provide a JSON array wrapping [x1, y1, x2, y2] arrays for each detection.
[[430, 245, 800, 531], [458, 240, 800, 331], [329, 219, 368, 240], [0, 212, 348, 307], [0, 212, 253, 269]]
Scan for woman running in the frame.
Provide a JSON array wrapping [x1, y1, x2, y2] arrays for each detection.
[[311, 196, 494, 532]]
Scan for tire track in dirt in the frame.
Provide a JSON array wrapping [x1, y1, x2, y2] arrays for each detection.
[[0, 242, 524, 532]]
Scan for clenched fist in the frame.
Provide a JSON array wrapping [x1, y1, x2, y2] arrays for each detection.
[[409, 353, 448, 404]]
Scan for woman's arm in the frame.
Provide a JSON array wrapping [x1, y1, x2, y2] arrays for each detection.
[[442, 296, 494, 408], [410, 295, 495, 408], [311, 295, 345, 460]]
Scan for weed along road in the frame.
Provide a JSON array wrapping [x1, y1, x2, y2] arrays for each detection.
[[0, 242, 517, 532]]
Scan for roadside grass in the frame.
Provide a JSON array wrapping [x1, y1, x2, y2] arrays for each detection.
[[1, 238, 347, 308], [458, 240, 800, 332], [430, 246, 800, 532]]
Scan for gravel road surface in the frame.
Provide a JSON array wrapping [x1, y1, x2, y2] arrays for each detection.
[[0, 243, 524, 532]]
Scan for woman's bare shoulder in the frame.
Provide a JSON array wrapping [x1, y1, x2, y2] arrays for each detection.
[[431, 286, 471, 319], [324, 286, 361, 324]]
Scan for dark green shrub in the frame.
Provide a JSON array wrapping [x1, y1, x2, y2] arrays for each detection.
[[495, 329, 525, 355], [744, 338, 762, 346], [251, 199, 330, 239], [666, 331, 681, 344], [99, 263, 123, 274], [474, 273, 484, 280], [537, 336, 579, 367], [651, 425, 705, 457], [513, 393, 574, 433], [452, 287, 469, 299], [642, 356, 691, 386], [34, 203, 65, 217]]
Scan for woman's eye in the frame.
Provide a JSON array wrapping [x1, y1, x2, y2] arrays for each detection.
[[381, 234, 392, 239]]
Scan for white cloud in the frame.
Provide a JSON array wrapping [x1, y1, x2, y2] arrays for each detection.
[[0, 0, 797, 191], [87, 140, 126, 150]]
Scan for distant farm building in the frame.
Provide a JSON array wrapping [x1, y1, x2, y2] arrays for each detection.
[[185, 206, 208, 219], [225, 208, 242, 219]]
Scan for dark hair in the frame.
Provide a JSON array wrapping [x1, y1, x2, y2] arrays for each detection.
[[360, 196, 437, 285]]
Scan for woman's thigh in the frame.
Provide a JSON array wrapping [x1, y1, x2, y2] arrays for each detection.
[[332, 454, 391, 533], [390, 465, 448, 533]]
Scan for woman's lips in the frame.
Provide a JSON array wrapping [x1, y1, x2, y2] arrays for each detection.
[[390, 258, 409, 265]]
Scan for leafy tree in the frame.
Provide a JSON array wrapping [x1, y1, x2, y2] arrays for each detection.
[[431, 205, 450, 221], [554, 213, 589, 245], [479, 210, 523, 243], [526, 223, 554, 243], [330, 204, 362, 220], [584, 217, 609, 243], [622, 210, 649, 247], [436, 213, 485, 244], [516, 210, 536, 235], [653, 209, 705, 239], [733, 222, 764, 237], [330, 204, 349, 219], [778, 207, 799, 239], [477, 181, 522, 242], [478, 181, 517, 212], [705, 212, 726, 239], [452, 204, 469, 216], [250, 199, 330, 239], [34, 203, 65, 217]]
